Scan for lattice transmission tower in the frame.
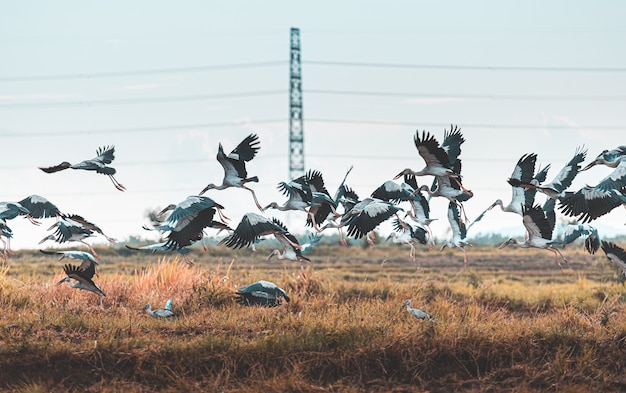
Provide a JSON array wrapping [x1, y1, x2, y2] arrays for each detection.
[[288, 27, 304, 180]]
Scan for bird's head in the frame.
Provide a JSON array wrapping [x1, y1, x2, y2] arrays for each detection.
[[581, 159, 601, 172], [498, 238, 515, 249], [199, 184, 217, 195], [38, 234, 55, 244], [401, 299, 412, 309], [143, 304, 151, 312], [262, 202, 279, 211], [55, 276, 70, 286], [393, 169, 410, 180], [157, 204, 176, 217]]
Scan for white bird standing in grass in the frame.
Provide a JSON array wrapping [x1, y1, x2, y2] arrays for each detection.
[[143, 299, 179, 319], [402, 299, 436, 321]]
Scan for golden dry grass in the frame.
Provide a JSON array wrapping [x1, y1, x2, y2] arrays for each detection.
[[1, 244, 626, 392]]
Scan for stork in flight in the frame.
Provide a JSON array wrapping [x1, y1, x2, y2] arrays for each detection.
[[55, 259, 106, 306], [268, 232, 322, 263], [371, 174, 435, 249], [0, 219, 13, 260], [386, 217, 428, 262], [39, 214, 116, 260], [39, 145, 126, 191], [18, 195, 63, 220], [600, 241, 626, 277], [218, 213, 306, 261], [40, 249, 100, 265], [559, 151, 626, 223], [236, 280, 290, 307], [508, 146, 587, 201], [0, 200, 40, 257], [498, 204, 570, 270], [263, 169, 338, 232], [440, 201, 471, 267], [199, 133, 263, 211], [394, 128, 458, 180], [143, 195, 231, 260], [563, 224, 599, 255], [468, 153, 548, 230]]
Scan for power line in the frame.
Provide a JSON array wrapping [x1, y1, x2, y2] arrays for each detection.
[[306, 89, 626, 102], [305, 60, 626, 73], [0, 90, 286, 109], [1, 117, 625, 139], [0, 61, 286, 82]]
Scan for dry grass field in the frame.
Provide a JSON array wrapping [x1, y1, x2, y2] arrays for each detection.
[[2, 241, 626, 392]]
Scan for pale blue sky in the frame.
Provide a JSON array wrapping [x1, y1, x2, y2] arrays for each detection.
[[1, 1, 625, 250]]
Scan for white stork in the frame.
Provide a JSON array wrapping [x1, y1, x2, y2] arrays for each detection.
[[498, 204, 570, 270], [55, 259, 106, 306], [559, 154, 626, 223], [40, 249, 100, 265], [268, 232, 322, 262], [402, 299, 436, 321], [39, 214, 115, 260], [143, 195, 231, 258], [236, 280, 290, 307], [199, 133, 263, 211], [144, 299, 179, 319], [468, 153, 548, 230], [394, 129, 457, 179], [18, 195, 63, 220], [386, 217, 428, 262], [563, 224, 600, 254], [581, 146, 626, 171], [440, 201, 471, 267], [600, 241, 626, 277], [508, 146, 587, 200], [39, 145, 125, 191]]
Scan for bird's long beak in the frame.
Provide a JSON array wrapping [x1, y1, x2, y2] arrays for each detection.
[[498, 240, 511, 249], [580, 161, 598, 171], [393, 171, 404, 180], [38, 236, 50, 245], [55, 277, 69, 286], [385, 234, 393, 242], [439, 244, 447, 251]]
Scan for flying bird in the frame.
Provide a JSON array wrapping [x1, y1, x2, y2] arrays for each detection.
[[468, 153, 548, 230], [55, 259, 106, 305], [402, 299, 436, 321], [600, 241, 626, 277], [440, 201, 471, 267], [508, 147, 587, 201], [199, 133, 263, 211], [394, 129, 458, 180], [39, 214, 115, 260], [143, 195, 231, 259], [40, 249, 99, 265], [236, 280, 290, 307], [563, 224, 600, 254], [18, 195, 63, 220], [386, 217, 428, 262], [498, 204, 569, 270], [0, 219, 13, 259], [39, 145, 126, 191], [268, 232, 322, 263], [559, 154, 626, 223], [143, 299, 179, 319]]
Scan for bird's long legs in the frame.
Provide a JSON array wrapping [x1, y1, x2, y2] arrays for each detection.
[[549, 247, 570, 270], [243, 186, 264, 211], [81, 241, 101, 260], [108, 175, 126, 192]]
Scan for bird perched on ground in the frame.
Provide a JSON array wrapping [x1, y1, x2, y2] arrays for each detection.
[[142, 196, 231, 259], [498, 204, 569, 270], [600, 241, 626, 277], [199, 133, 263, 211], [440, 201, 471, 267], [39, 145, 125, 191], [143, 299, 179, 319], [55, 258, 105, 306], [402, 299, 436, 321], [386, 217, 428, 262], [563, 224, 600, 254], [236, 280, 290, 307]]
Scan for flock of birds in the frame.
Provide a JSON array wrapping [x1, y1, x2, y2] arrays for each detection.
[[1, 130, 626, 320]]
